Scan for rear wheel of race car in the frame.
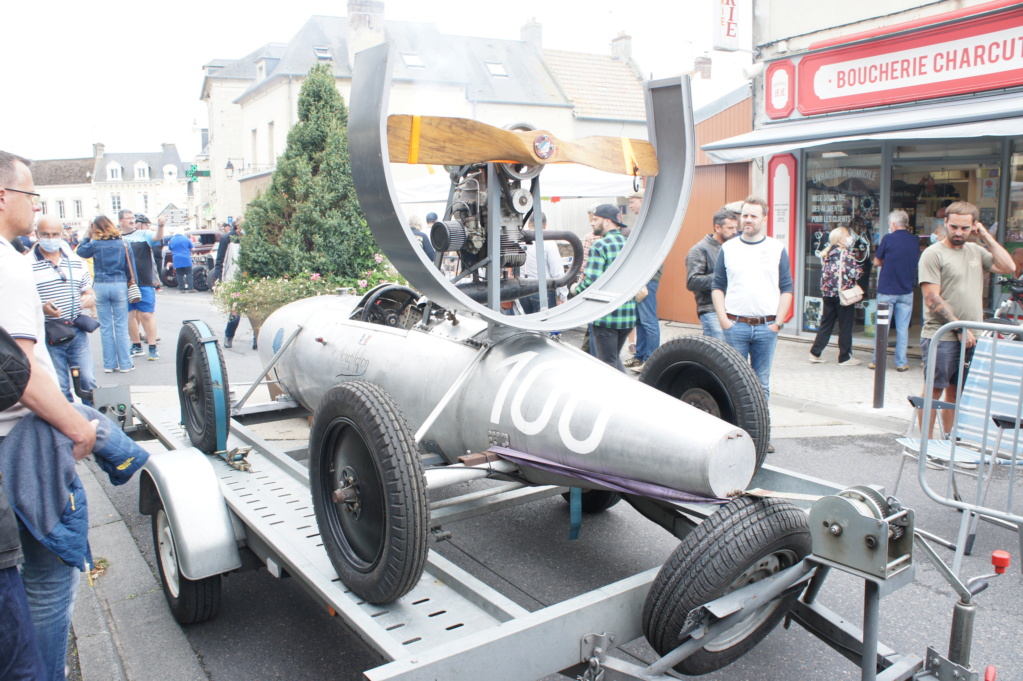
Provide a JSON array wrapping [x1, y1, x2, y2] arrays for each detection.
[[639, 336, 770, 472], [162, 264, 178, 288], [643, 496, 811, 675], [309, 382, 428, 604], [176, 322, 230, 454], [192, 265, 210, 292], [152, 496, 221, 624]]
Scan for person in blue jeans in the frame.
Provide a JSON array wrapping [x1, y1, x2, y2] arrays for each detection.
[[167, 232, 195, 292], [712, 197, 793, 454], [31, 216, 98, 404], [76, 216, 136, 373], [871, 210, 921, 372], [685, 207, 738, 341]]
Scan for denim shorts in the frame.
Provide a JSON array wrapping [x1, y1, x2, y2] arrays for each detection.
[[920, 337, 974, 389], [128, 286, 156, 313]]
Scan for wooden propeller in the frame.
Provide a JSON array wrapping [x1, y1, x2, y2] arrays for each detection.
[[387, 114, 658, 177]]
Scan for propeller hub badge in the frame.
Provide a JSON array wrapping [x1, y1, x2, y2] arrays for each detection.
[[533, 134, 555, 160]]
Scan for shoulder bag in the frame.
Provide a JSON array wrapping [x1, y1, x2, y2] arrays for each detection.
[[122, 241, 143, 303], [0, 326, 31, 410], [838, 253, 864, 306], [43, 255, 76, 345]]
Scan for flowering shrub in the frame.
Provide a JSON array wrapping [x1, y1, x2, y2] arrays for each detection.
[[212, 255, 405, 320]]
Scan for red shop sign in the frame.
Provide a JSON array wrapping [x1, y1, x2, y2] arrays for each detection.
[[797, 4, 1023, 116]]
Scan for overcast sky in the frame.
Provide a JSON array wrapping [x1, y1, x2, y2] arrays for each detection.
[[0, 0, 751, 163]]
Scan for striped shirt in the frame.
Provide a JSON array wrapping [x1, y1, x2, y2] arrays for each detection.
[[31, 246, 93, 322], [576, 230, 636, 329]]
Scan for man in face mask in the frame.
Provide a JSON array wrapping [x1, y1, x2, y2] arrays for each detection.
[[31, 216, 97, 405]]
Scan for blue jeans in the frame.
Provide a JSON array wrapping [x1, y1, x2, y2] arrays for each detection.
[[94, 282, 133, 370], [45, 329, 96, 407], [519, 290, 556, 315], [0, 566, 45, 680], [634, 279, 660, 361], [699, 311, 724, 341], [873, 293, 913, 368], [724, 321, 779, 400], [18, 526, 79, 681]]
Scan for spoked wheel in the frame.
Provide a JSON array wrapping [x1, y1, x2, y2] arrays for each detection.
[[162, 265, 178, 287], [152, 496, 221, 624], [176, 321, 230, 454], [640, 336, 770, 472], [192, 265, 210, 292], [360, 284, 421, 327], [309, 382, 428, 604], [643, 496, 811, 675]]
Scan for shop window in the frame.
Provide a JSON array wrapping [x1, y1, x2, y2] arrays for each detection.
[[802, 147, 881, 335], [894, 140, 1003, 161], [1007, 140, 1023, 278]]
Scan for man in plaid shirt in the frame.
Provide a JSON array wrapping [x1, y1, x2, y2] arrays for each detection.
[[572, 204, 636, 371]]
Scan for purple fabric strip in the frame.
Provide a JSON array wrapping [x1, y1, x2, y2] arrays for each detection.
[[488, 446, 730, 505]]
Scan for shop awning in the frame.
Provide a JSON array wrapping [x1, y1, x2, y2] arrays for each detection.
[[703, 91, 1023, 163]]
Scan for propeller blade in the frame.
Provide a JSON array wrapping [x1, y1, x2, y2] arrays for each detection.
[[387, 115, 658, 176]]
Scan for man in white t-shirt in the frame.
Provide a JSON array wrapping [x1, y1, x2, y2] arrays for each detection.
[[0, 150, 98, 679]]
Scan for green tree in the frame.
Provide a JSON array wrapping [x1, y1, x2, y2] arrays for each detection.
[[240, 63, 376, 279]]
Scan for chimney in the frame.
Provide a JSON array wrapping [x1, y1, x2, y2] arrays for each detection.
[[521, 18, 542, 49], [695, 55, 712, 80], [347, 0, 385, 68], [611, 32, 632, 62], [93, 143, 105, 159]]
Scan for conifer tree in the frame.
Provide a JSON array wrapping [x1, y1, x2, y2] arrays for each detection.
[[240, 63, 376, 278]]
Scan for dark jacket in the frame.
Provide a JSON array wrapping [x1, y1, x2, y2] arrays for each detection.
[[685, 234, 723, 316], [77, 238, 135, 284]]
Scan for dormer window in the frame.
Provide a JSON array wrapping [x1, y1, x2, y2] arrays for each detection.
[[485, 62, 508, 77], [401, 53, 425, 68], [313, 46, 332, 61], [134, 162, 150, 181], [106, 162, 122, 181]]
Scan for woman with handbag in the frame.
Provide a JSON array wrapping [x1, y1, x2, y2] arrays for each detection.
[[809, 226, 864, 366], [76, 216, 137, 373]]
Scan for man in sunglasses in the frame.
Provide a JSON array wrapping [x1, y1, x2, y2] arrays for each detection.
[[31, 215, 97, 406]]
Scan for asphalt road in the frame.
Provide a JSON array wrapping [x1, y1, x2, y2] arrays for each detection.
[[84, 290, 1023, 681]]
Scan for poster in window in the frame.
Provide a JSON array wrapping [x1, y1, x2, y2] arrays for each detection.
[[803, 297, 823, 332]]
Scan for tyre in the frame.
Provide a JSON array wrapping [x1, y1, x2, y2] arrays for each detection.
[[560, 489, 622, 513], [162, 264, 178, 288], [309, 382, 429, 604], [176, 322, 230, 454], [643, 496, 811, 675], [983, 317, 1022, 341], [152, 496, 222, 624], [639, 336, 770, 472], [192, 265, 210, 292]]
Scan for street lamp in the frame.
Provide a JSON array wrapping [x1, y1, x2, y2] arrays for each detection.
[[225, 160, 235, 180]]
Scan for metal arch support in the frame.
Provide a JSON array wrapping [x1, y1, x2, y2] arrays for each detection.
[[348, 43, 695, 332], [187, 319, 229, 454]]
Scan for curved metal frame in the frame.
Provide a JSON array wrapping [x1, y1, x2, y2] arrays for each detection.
[[349, 43, 695, 331]]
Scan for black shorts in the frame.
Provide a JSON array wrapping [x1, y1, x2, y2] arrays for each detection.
[[920, 337, 974, 390]]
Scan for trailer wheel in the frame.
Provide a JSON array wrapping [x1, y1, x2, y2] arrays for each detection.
[[162, 264, 178, 288], [192, 265, 210, 292], [152, 497, 222, 624], [560, 489, 622, 513], [639, 336, 770, 472], [643, 496, 811, 675], [176, 321, 230, 454], [310, 382, 428, 604]]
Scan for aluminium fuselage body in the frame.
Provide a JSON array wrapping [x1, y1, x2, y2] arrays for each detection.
[[259, 295, 754, 499]]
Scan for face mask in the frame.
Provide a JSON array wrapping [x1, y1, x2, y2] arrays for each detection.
[[38, 238, 63, 253], [841, 237, 854, 247]]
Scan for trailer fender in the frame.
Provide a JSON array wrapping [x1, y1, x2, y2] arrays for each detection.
[[138, 447, 242, 581]]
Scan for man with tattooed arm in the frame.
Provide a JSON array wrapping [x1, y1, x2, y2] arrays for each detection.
[[918, 201, 1014, 436]]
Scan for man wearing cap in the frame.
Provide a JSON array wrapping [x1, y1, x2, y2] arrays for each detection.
[[623, 189, 661, 372], [712, 196, 792, 451], [572, 204, 636, 371], [120, 210, 166, 361]]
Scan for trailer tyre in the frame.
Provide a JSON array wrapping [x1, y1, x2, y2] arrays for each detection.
[[643, 496, 811, 675], [639, 335, 770, 472], [310, 382, 429, 604], [152, 497, 222, 624], [176, 321, 230, 454], [560, 489, 622, 513]]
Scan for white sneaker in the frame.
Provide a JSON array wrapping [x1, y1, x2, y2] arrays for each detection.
[[838, 357, 862, 366], [808, 353, 826, 363]]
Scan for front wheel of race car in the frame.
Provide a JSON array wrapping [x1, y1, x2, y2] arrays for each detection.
[[640, 335, 770, 472]]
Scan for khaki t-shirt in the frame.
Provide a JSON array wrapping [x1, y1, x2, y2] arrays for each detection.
[[918, 241, 993, 339]]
